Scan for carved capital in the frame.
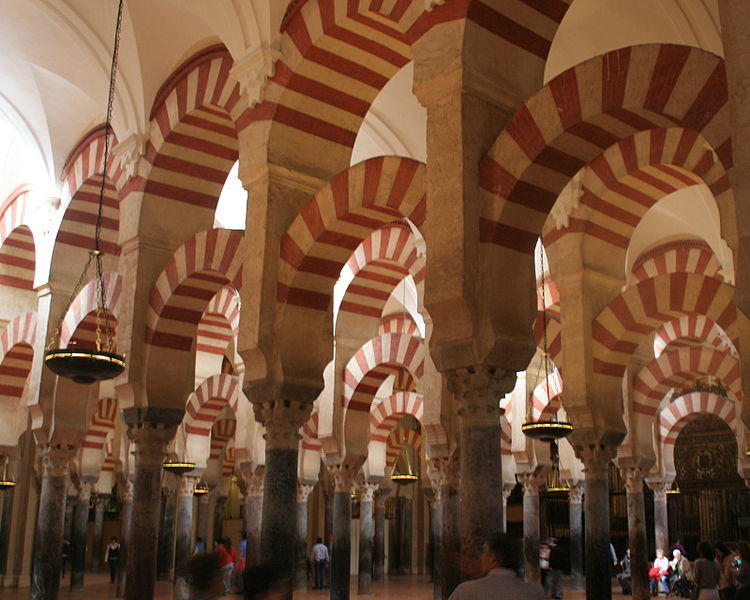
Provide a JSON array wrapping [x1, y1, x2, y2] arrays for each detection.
[[327, 463, 359, 494], [502, 482, 516, 504], [647, 480, 670, 503], [297, 482, 316, 504], [518, 470, 547, 497], [230, 45, 281, 108], [358, 481, 379, 503], [577, 444, 616, 481], [256, 400, 312, 450], [568, 482, 584, 504], [448, 365, 514, 425], [427, 454, 459, 499], [127, 421, 178, 469], [77, 480, 93, 502], [620, 467, 646, 495], [111, 133, 146, 180], [121, 478, 134, 503], [374, 486, 392, 508], [177, 475, 199, 499], [39, 444, 76, 478], [95, 493, 110, 509], [241, 466, 265, 498]]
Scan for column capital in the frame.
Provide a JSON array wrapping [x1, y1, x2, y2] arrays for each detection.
[[121, 478, 134, 503], [447, 366, 516, 424], [517, 470, 547, 498], [427, 454, 459, 499], [241, 466, 265, 498], [647, 479, 671, 503], [94, 493, 110, 508], [374, 486, 392, 507], [577, 444, 616, 480], [255, 400, 312, 450], [126, 420, 179, 469], [619, 466, 646, 495], [38, 444, 76, 478], [568, 482, 584, 504], [177, 475, 199, 498], [297, 481, 316, 504], [502, 482, 516, 503], [357, 481, 379, 503], [327, 463, 359, 493], [76, 480, 93, 502]]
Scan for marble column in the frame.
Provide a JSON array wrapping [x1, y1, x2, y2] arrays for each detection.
[[622, 467, 649, 600], [0, 485, 15, 575], [213, 494, 227, 544], [428, 455, 460, 600], [31, 444, 75, 600], [63, 495, 75, 547], [580, 446, 615, 600], [648, 480, 670, 555], [242, 467, 263, 567], [568, 483, 584, 590], [358, 481, 378, 595], [449, 367, 511, 561], [196, 491, 209, 545], [501, 483, 514, 533], [122, 414, 180, 600], [157, 488, 176, 581], [69, 481, 93, 591], [174, 475, 198, 600], [398, 495, 412, 574], [324, 488, 334, 550], [91, 494, 108, 573], [518, 471, 545, 585], [330, 465, 357, 600], [258, 401, 311, 599], [295, 482, 314, 590], [373, 487, 390, 581], [116, 479, 133, 598]]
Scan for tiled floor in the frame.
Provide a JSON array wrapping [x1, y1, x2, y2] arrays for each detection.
[[0, 573, 627, 598]]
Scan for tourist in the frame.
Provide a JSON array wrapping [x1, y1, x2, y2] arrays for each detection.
[[104, 537, 120, 584], [310, 537, 330, 590], [218, 537, 238, 595], [617, 549, 632, 595], [693, 540, 720, 599], [715, 542, 737, 600], [546, 537, 564, 599], [194, 536, 206, 554], [187, 552, 223, 600], [670, 548, 692, 597], [735, 542, 750, 600], [650, 548, 670, 595], [236, 531, 247, 593]]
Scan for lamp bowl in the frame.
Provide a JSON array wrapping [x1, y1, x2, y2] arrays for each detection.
[[521, 420, 573, 442], [391, 473, 418, 486], [162, 461, 196, 476], [44, 349, 125, 384], [0, 480, 15, 490]]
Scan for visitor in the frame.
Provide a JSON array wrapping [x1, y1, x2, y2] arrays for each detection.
[[617, 549, 632, 595], [670, 548, 692, 598], [187, 552, 223, 600], [735, 542, 750, 600], [671, 540, 688, 556], [218, 537, 238, 595], [243, 563, 288, 600], [539, 541, 550, 591], [715, 542, 737, 600], [310, 537, 329, 590], [194, 536, 206, 554], [546, 537, 564, 599], [61, 538, 71, 578], [649, 548, 670, 595], [448, 532, 543, 599], [236, 531, 247, 593], [104, 537, 120, 584], [693, 540, 720, 600]]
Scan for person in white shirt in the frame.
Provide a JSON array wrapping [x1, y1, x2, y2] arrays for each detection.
[[448, 533, 544, 600], [310, 537, 330, 590]]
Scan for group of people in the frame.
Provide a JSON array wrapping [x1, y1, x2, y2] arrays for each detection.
[[192, 535, 247, 595], [616, 540, 750, 599]]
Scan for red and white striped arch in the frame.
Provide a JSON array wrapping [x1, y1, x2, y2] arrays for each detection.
[[385, 427, 421, 470], [630, 240, 723, 286], [482, 45, 730, 255], [222, 446, 236, 478], [369, 391, 423, 443], [531, 371, 564, 421], [633, 346, 741, 416], [533, 312, 562, 361], [659, 391, 736, 446], [301, 409, 321, 452], [146, 229, 244, 351], [278, 157, 425, 312], [101, 438, 116, 474], [378, 314, 419, 336], [60, 272, 123, 348], [196, 286, 240, 357], [653, 314, 737, 359], [342, 333, 424, 412], [62, 125, 126, 199], [0, 186, 36, 291], [143, 46, 241, 212], [83, 397, 118, 451], [0, 312, 37, 399], [592, 273, 737, 378], [210, 418, 237, 460], [184, 374, 240, 435]]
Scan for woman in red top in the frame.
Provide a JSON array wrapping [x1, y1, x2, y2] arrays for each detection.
[[217, 538, 236, 595]]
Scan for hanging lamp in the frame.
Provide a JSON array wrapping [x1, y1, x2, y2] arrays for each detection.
[[0, 460, 15, 490], [391, 429, 418, 485], [666, 481, 680, 495], [193, 480, 209, 496], [44, 0, 126, 385], [522, 243, 573, 442], [162, 460, 196, 476], [544, 443, 570, 493]]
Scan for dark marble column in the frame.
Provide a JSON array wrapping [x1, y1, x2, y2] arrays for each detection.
[[157, 488, 176, 581], [428, 454, 460, 600], [357, 481, 377, 595], [501, 483, 514, 533], [398, 496, 412, 574], [428, 494, 439, 587], [196, 491, 209, 546], [373, 487, 390, 581], [581, 446, 615, 600], [648, 480, 669, 554], [568, 483, 584, 590], [329, 465, 356, 600], [324, 488, 334, 550], [69, 481, 93, 591], [213, 494, 227, 544], [622, 467, 649, 600], [518, 471, 545, 584], [116, 479, 133, 598], [91, 494, 108, 573], [295, 482, 314, 590], [449, 367, 512, 561], [0, 485, 15, 575], [174, 475, 198, 600], [31, 444, 75, 600], [63, 494, 75, 547], [242, 467, 263, 567], [122, 412, 181, 600]]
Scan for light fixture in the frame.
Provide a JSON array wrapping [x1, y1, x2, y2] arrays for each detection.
[[0, 460, 15, 490], [44, 0, 126, 385], [523, 242, 572, 442], [666, 481, 680, 495], [194, 480, 209, 496], [544, 443, 570, 493], [162, 461, 196, 476], [391, 429, 418, 486]]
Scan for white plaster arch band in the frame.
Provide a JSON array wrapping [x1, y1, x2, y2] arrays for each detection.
[[482, 45, 730, 255], [222, 446, 236, 478], [279, 156, 425, 312], [659, 391, 736, 447], [369, 391, 424, 443], [60, 272, 123, 347], [630, 240, 723, 286], [82, 397, 118, 451], [0, 312, 37, 399], [184, 373, 240, 435], [653, 313, 737, 359], [532, 370, 564, 421], [62, 126, 127, 200], [593, 272, 737, 378], [632, 345, 740, 416], [379, 314, 419, 336], [0, 187, 37, 291], [102, 438, 116, 474], [210, 418, 237, 460], [342, 332, 424, 412], [385, 427, 422, 470], [146, 229, 244, 351], [301, 409, 321, 452], [197, 286, 241, 357]]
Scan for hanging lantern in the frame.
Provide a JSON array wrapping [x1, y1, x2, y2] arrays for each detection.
[[0, 461, 15, 490], [162, 460, 196, 476], [194, 480, 209, 496], [391, 431, 418, 485], [544, 443, 570, 493], [523, 243, 572, 442], [44, 0, 126, 384], [666, 481, 680, 495]]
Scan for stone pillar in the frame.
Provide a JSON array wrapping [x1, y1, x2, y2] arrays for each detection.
[[242, 466, 263, 567], [196, 491, 209, 545], [258, 401, 311, 599], [69, 481, 93, 591], [157, 488, 176, 581], [295, 482, 314, 590], [213, 494, 227, 544], [373, 487, 390, 582], [518, 471, 545, 585], [398, 495, 412, 574], [648, 480, 670, 556], [91, 494, 108, 573], [0, 485, 15, 575], [357, 481, 378, 595], [63, 494, 75, 547], [448, 367, 511, 561], [428, 455, 460, 600], [580, 446, 615, 600], [31, 444, 75, 600], [501, 484, 514, 533], [568, 483, 584, 590], [123, 414, 180, 600], [174, 475, 198, 600], [116, 479, 133, 598], [329, 465, 357, 600], [622, 467, 649, 600], [324, 487, 334, 551]]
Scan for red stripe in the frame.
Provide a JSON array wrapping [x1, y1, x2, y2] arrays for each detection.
[[467, 1, 551, 60]]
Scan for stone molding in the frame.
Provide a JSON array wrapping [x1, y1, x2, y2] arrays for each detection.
[[176, 475, 199, 499], [357, 481, 379, 503], [427, 454, 459, 499], [255, 400, 312, 450], [647, 480, 671, 503], [126, 421, 179, 469], [620, 467, 646, 495], [241, 466, 265, 498], [327, 463, 359, 493], [448, 365, 515, 424], [568, 482, 584, 504], [111, 133, 146, 180], [296, 482, 315, 504], [39, 444, 76, 478], [518, 470, 547, 497], [578, 444, 616, 480], [230, 44, 281, 108]]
